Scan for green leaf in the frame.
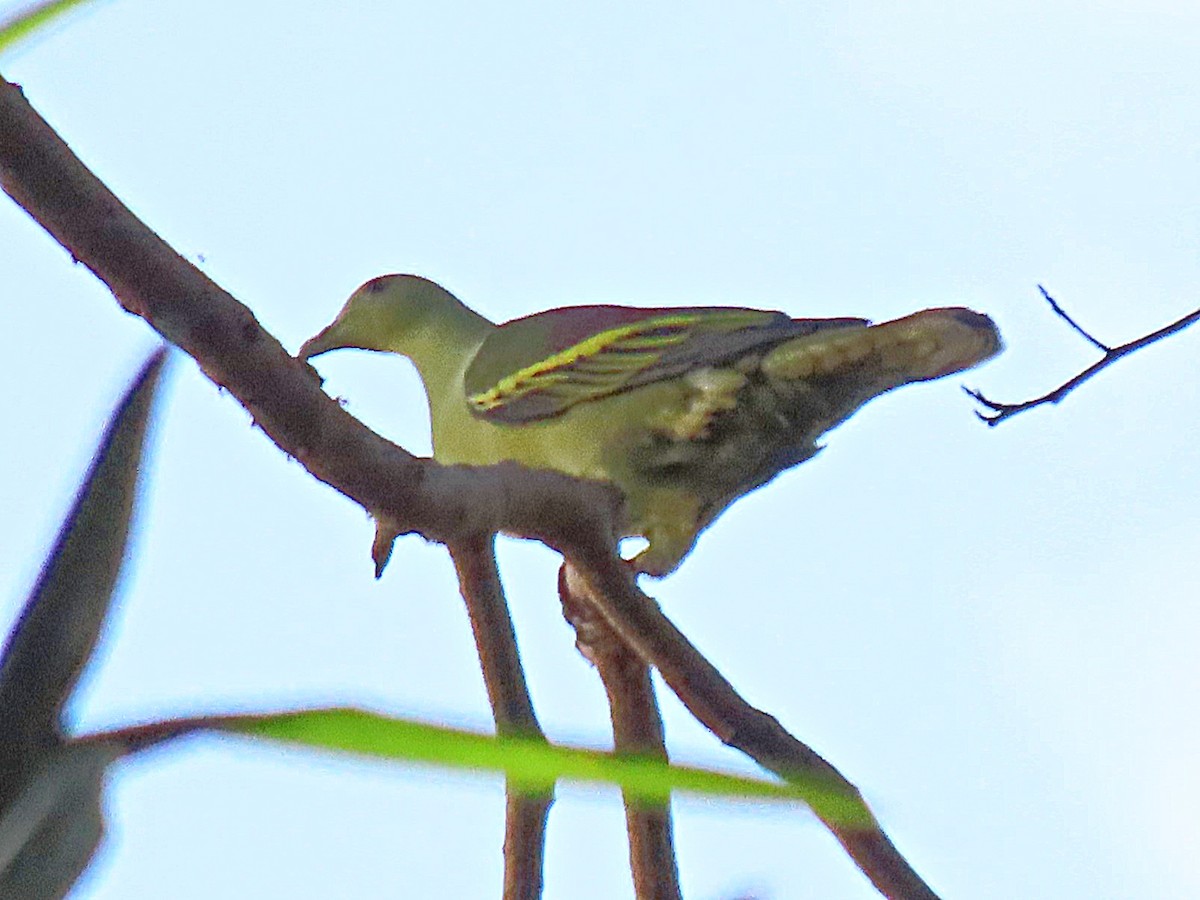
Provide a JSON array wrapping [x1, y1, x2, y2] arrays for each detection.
[[0, 0, 106, 57], [226, 707, 871, 826]]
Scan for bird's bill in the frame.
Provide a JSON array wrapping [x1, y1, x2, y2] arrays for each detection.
[[297, 325, 340, 361], [297, 305, 376, 360]]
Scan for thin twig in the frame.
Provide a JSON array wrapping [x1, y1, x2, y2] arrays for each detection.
[[1037, 284, 1111, 352], [0, 74, 942, 900], [449, 537, 551, 900], [967, 287, 1200, 426], [559, 565, 681, 900]]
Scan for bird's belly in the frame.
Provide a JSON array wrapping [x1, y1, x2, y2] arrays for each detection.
[[462, 382, 694, 482], [436, 375, 815, 504], [431, 373, 828, 576]]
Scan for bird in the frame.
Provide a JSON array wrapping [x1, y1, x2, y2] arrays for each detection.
[[299, 275, 1001, 576]]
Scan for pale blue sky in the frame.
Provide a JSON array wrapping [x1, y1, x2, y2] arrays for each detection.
[[2, 2, 1198, 898]]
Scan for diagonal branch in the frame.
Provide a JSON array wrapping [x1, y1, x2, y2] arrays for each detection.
[[559, 565, 681, 900], [449, 537, 551, 900], [967, 286, 1200, 425], [0, 74, 939, 899], [561, 562, 939, 900], [0, 76, 628, 556]]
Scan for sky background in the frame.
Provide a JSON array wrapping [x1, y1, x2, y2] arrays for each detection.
[[2, 2, 1198, 898]]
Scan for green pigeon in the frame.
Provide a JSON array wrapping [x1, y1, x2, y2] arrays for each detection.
[[299, 275, 1001, 576]]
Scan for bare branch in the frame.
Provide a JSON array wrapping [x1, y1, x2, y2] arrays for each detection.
[[559, 565, 681, 900], [0, 76, 627, 555], [967, 287, 1200, 425], [1, 74, 940, 899], [450, 537, 542, 737], [499, 791, 552, 900], [561, 563, 939, 900], [449, 537, 551, 900]]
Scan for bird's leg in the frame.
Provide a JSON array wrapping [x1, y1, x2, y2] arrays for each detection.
[[629, 490, 705, 577]]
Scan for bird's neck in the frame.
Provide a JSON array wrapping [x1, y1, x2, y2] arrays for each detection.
[[402, 304, 494, 419]]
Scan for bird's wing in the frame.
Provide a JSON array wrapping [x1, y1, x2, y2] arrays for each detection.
[[464, 305, 867, 424]]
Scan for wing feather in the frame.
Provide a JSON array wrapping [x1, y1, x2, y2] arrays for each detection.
[[465, 306, 866, 424]]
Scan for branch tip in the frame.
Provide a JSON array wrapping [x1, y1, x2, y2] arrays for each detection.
[[969, 286, 1199, 426], [1037, 285, 1111, 352]]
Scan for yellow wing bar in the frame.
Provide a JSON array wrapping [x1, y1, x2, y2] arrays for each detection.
[[468, 310, 764, 413]]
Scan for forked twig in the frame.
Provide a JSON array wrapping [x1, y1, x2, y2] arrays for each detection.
[[967, 285, 1200, 425]]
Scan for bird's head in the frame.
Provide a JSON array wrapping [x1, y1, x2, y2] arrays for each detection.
[[298, 274, 468, 360]]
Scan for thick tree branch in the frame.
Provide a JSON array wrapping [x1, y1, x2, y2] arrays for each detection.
[[0, 77, 628, 558], [559, 565, 681, 900], [1, 74, 939, 899], [449, 537, 551, 900], [967, 286, 1200, 425]]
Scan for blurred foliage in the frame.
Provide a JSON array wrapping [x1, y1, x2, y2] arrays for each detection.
[[0, 349, 165, 899], [0, 0, 104, 57]]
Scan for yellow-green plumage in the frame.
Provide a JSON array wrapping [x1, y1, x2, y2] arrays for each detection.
[[300, 275, 1001, 575]]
